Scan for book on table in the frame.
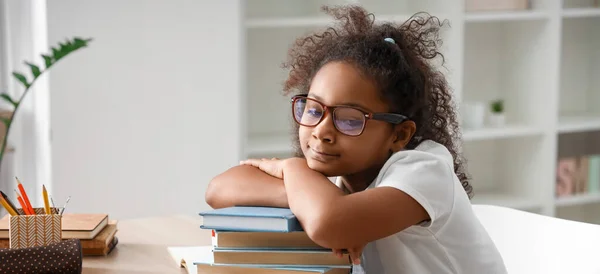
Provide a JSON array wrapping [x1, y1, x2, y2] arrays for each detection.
[[167, 206, 352, 274], [0, 213, 118, 256]]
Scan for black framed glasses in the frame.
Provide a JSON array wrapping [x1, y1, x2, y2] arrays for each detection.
[[291, 94, 409, 136]]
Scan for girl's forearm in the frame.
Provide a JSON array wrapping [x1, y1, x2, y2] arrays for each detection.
[[205, 165, 288, 209], [283, 158, 345, 236]]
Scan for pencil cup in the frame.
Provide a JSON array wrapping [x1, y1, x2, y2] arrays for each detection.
[[9, 207, 61, 249]]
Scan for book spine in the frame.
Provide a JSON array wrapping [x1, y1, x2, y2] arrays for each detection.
[[589, 155, 600, 193], [287, 217, 303, 232]]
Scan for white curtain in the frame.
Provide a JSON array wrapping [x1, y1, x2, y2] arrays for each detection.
[[0, 0, 50, 215]]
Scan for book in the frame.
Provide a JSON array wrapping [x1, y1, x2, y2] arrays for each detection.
[[0, 221, 118, 256], [199, 206, 302, 232], [167, 246, 351, 274], [589, 155, 600, 193], [0, 213, 109, 239], [212, 247, 350, 266], [83, 236, 119, 256], [556, 157, 577, 196], [212, 230, 323, 249]]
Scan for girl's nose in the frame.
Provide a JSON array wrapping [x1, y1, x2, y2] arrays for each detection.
[[311, 111, 336, 143]]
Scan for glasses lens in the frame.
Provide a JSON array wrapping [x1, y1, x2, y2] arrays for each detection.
[[334, 107, 365, 136], [293, 97, 323, 126]]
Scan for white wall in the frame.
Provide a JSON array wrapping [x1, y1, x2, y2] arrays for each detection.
[[46, 0, 243, 219]]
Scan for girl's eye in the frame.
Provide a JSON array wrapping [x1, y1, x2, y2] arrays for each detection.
[[307, 108, 322, 117], [337, 119, 363, 129]]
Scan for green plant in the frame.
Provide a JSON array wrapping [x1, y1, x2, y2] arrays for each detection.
[[490, 99, 504, 114], [0, 37, 92, 171]]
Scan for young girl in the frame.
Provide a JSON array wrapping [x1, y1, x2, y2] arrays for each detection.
[[206, 5, 507, 273]]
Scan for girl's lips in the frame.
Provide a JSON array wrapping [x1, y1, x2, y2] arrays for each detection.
[[308, 146, 340, 162]]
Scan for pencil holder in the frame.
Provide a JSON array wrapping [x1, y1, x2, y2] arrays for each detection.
[[9, 207, 61, 249]]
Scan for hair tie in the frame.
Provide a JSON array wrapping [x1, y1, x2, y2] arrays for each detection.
[[384, 37, 395, 44]]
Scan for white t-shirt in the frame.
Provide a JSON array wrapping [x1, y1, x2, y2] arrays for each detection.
[[335, 140, 507, 274]]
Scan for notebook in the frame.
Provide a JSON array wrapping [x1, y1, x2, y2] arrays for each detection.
[[0, 213, 108, 239], [199, 206, 302, 232], [167, 246, 351, 274]]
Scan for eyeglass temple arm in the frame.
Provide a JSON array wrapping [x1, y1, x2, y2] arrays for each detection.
[[371, 113, 408, 124]]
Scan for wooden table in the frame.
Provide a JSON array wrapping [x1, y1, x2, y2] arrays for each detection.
[[82, 215, 211, 274]]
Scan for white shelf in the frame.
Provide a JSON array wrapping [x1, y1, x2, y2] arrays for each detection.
[[246, 17, 334, 28], [471, 193, 542, 211], [555, 192, 600, 207], [246, 14, 410, 28], [465, 10, 549, 22], [242, 0, 598, 222], [247, 134, 292, 156], [463, 125, 545, 141], [558, 115, 600, 133], [562, 8, 600, 18]]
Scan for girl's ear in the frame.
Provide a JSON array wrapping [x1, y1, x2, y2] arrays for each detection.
[[391, 121, 416, 153]]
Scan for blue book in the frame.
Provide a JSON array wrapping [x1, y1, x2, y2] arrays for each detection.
[[196, 263, 351, 274], [199, 206, 303, 232]]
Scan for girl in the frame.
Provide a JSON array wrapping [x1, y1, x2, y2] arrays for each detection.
[[206, 5, 507, 274]]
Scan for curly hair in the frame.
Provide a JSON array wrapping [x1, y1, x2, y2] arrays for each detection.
[[281, 5, 472, 198]]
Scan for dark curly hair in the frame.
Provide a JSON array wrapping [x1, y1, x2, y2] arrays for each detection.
[[281, 5, 472, 198]]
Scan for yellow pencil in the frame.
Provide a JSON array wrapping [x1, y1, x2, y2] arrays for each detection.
[[42, 185, 51, 214], [0, 195, 18, 216]]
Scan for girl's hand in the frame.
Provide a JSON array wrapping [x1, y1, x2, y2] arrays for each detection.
[[333, 245, 365, 265], [239, 158, 286, 179]]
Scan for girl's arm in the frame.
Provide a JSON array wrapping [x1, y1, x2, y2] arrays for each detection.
[[205, 165, 288, 209], [283, 158, 429, 249]]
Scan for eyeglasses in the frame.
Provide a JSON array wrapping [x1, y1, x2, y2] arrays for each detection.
[[290, 94, 409, 136]]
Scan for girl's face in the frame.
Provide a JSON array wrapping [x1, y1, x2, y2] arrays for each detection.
[[298, 61, 403, 178]]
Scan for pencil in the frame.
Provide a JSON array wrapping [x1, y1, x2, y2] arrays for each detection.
[[14, 190, 31, 215], [16, 177, 35, 215], [42, 185, 51, 214], [0, 190, 20, 215], [0, 195, 18, 216], [50, 195, 56, 214]]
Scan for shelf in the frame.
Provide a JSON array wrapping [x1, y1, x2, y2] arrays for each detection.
[[246, 17, 333, 28], [562, 8, 600, 18], [465, 10, 549, 23], [246, 14, 410, 29], [471, 193, 542, 211], [246, 134, 293, 156], [463, 125, 545, 141], [555, 192, 600, 207], [558, 115, 600, 133]]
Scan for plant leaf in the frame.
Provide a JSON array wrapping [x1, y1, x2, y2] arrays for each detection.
[[41, 54, 53, 68], [51, 47, 63, 60], [25, 62, 41, 78], [0, 93, 18, 108], [0, 117, 11, 128], [12, 72, 30, 88], [73, 37, 92, 47]]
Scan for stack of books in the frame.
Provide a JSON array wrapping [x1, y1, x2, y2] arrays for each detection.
[[170, 206, 352, 274], [0, 213, 118, 256]]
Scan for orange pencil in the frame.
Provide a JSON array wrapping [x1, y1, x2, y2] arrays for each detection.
[[16, 177, 34, 215], [14, 190, 32, 215]]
